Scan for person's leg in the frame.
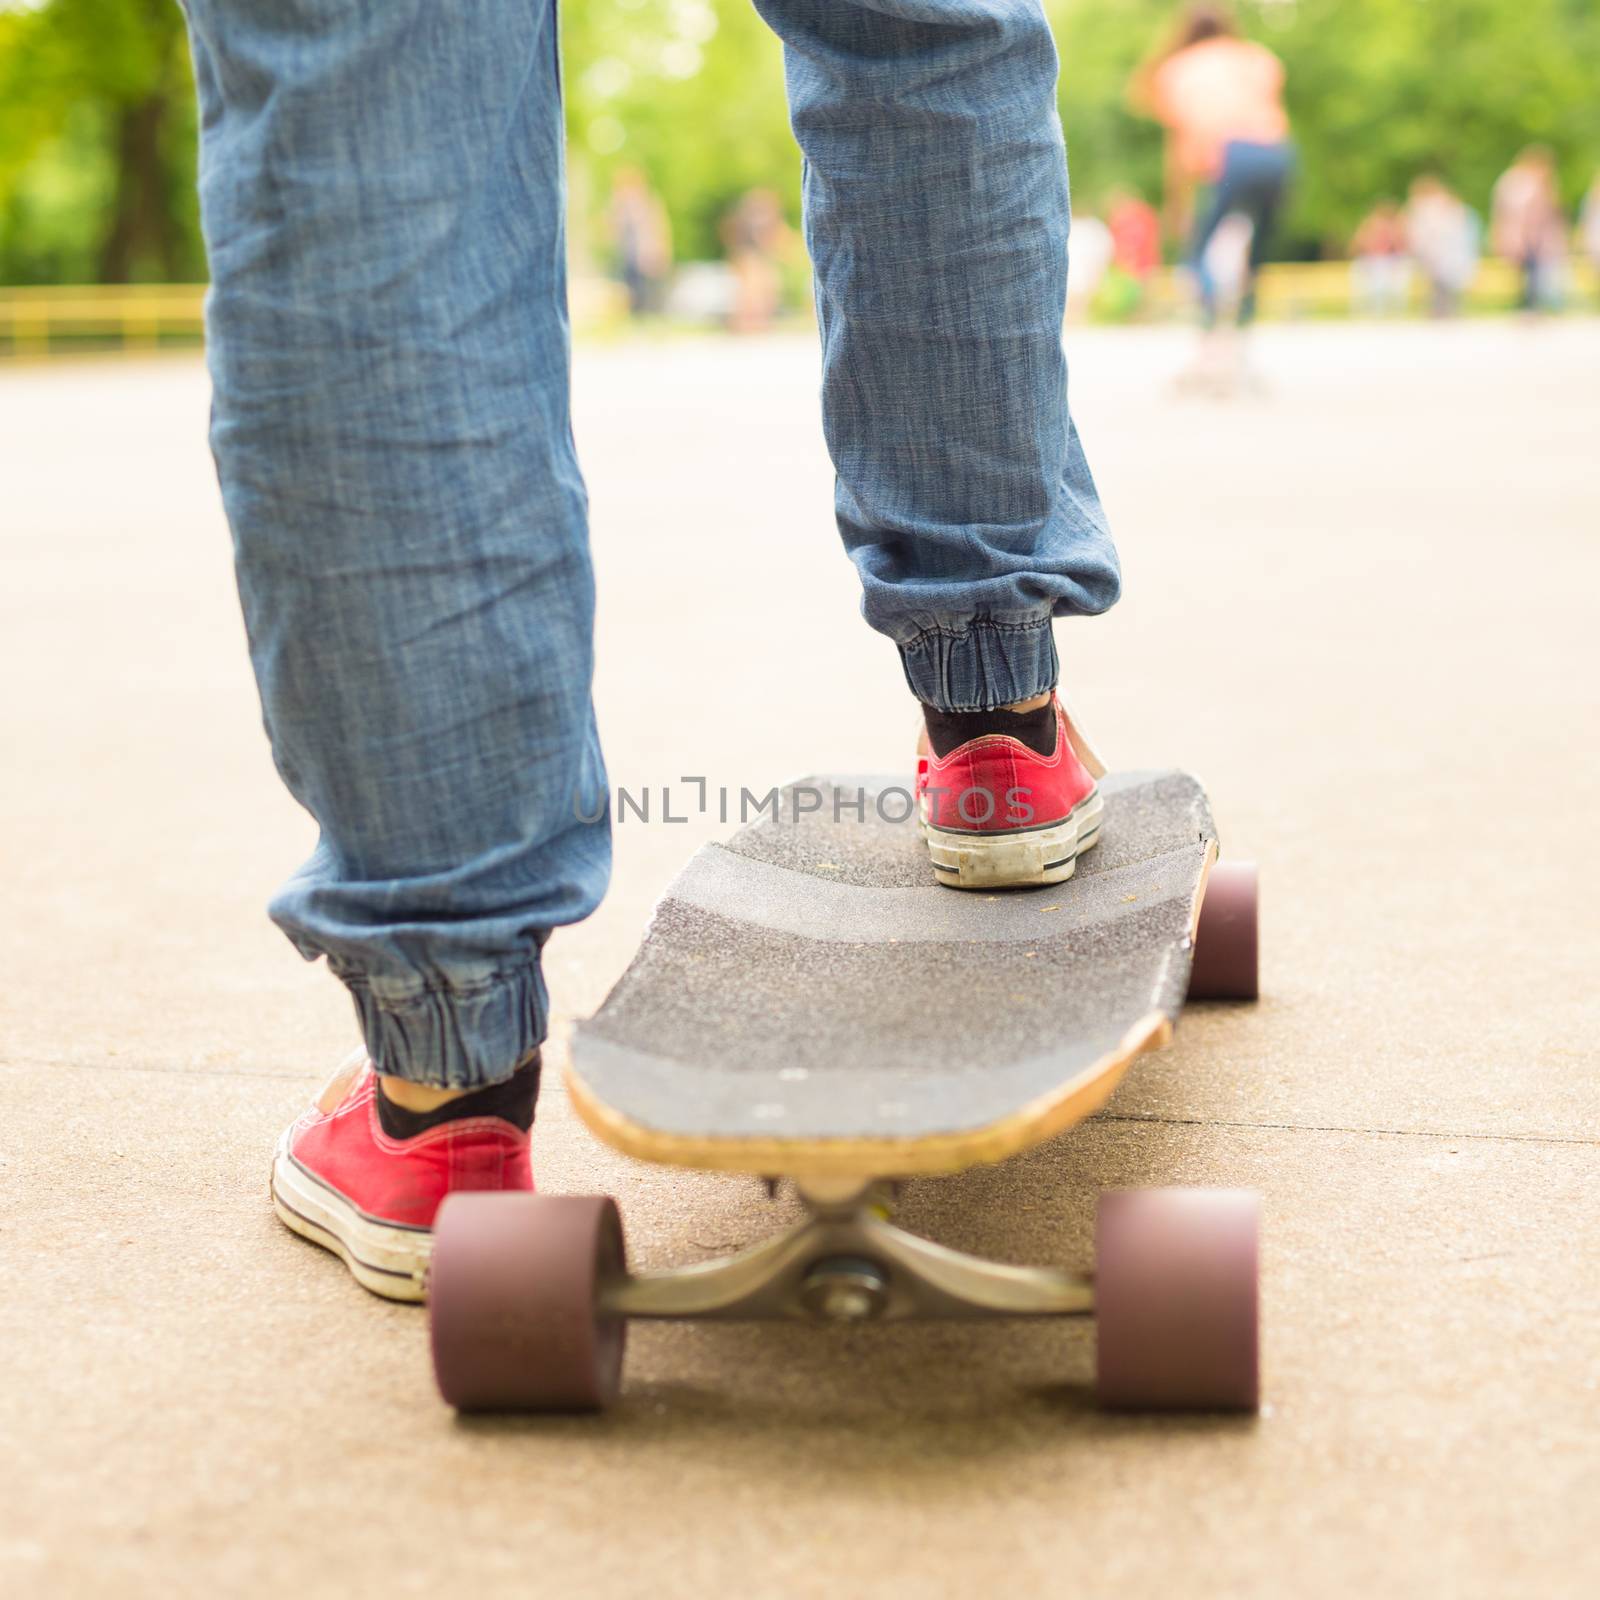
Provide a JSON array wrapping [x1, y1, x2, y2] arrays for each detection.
[[1188, 178, 1236, 331], [1519, 251, 1539, 311], [1236, 144, 1292, 327], [754, 0, 1119, 713], [184, 0, 607, 1095]]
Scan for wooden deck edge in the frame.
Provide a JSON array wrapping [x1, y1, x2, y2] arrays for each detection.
[[563, 1008, 1176, 1181]]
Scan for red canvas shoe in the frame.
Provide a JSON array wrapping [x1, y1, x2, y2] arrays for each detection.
[[271, 1049, 534, 1301], [916, 693, 1106, 889]]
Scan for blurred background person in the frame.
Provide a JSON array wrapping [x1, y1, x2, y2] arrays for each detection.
[[1064, 205, 1114, 322], [1133, 2, 1294, 336], [1105, 187, 1162, 314], [1350, 199, 1411, 316], [1200, 213, 1254, 325], [721, 188, 794, 334], [608, 166, 673, 318], [1580, 173, 1600, 306], [1173, 214, 1256, 392], [1405, 175, 1480, 318], [1492, 145, 1566, 313]]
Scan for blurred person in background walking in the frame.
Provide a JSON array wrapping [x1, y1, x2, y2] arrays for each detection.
[[1105, 187, 1162, 315], [609, 166, 673, 318], [1132, 3, 1293, 380], [1173, 214, 1255, 393], [1580, 174, 1600, 306], [1108, 190, 1161, 284], [721, 188, 795, 334], [1063, 206, 1113, 321], [1405, 176, 1480, 318], [1350, 200, 1411, 316], [1492, 146, 1566, 313]]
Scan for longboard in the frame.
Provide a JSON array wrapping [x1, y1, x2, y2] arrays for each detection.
[[427, 768, 1262, 1415]]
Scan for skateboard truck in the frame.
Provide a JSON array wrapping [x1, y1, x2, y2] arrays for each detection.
[[604, 1179, 1095, 1326], [429, 1181, 1259, 1414]]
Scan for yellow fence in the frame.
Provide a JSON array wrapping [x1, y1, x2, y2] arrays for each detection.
[[0, 283, 209, 355], [1, 261, 1594, 357]]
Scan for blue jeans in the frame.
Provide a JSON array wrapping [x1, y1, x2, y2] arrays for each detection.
[[1189, 139, 1295, 327], [182, 0, 1119, 1088]]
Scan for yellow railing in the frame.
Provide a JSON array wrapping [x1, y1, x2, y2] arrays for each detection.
[[0, 278, 626, 354], [1, 261, 1594, 357], [0, 282, 209, 355]]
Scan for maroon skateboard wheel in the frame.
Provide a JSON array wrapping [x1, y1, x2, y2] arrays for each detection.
[[429, 1192, 627, 1413], [1095, 1188, 1260, 1412], [1187, 859, 1259, 1001]]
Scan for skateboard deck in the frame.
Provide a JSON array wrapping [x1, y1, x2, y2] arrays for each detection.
[[569, 769, 1217, 1179]]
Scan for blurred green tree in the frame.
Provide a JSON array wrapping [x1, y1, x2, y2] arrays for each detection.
[[563, 0, 795, 264], [0, 0, 198, 283], [1270, 0, 1600, 247]]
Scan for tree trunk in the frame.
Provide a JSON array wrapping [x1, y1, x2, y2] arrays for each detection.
[[98, 92, 171, 282]]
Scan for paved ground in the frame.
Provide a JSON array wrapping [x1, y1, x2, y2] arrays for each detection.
[[3, 319, 1598, 1597]]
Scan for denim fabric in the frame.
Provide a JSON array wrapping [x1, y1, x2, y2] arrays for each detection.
[[184, 0, 605, 1088], [183, 0, 1117, 1087], [757, 0, 1119, 709], [1189, 138, 1295, 327]]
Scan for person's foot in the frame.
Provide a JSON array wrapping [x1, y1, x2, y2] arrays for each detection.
[[916, 692, 1105, 889], [270, 1048, 538, 1301]]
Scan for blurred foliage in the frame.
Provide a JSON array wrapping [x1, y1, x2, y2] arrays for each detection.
[[0, 0, 1597, 284], [0, 0, 197, 282], [565, 0, 798, 263], [1254, 0, 1600, 250]]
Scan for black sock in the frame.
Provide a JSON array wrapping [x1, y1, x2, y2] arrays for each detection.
[[921, 699, 1057, 759], [375, 1051, 541, 1139]]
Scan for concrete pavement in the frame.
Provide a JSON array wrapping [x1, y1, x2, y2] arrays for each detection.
[[2, 319, 1598, 1597]]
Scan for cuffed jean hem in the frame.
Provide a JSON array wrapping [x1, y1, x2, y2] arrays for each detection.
[[897, 615, 1060, 712], [336, 960, 547, 1091]]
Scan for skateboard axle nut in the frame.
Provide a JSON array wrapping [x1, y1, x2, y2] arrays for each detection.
[[799, 1257, 890, 1322]]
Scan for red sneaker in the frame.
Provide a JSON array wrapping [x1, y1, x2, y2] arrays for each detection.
[[270, 1050, 534, 1301], [916, 693, 1105, 889]]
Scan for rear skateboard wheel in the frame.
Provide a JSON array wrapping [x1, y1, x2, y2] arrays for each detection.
[[1187, 859, 1259, 1001], [429, 1193, 627, 1413], [1095, 1188, 1259, 1412]]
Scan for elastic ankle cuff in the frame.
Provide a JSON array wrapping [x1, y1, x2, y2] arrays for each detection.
[[337, 959, 548, 1092], [898, 615, 1058, 712]]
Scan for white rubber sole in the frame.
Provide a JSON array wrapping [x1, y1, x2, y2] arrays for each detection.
[[270, 1131, 431, 1303], [921, 788, 1104, 889]]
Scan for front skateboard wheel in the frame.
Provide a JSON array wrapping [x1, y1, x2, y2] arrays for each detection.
[[430, 1192, 627, 1413], [1095, 1188, 1259, 1412], [1188, 859, 1259, 1001]]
